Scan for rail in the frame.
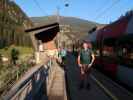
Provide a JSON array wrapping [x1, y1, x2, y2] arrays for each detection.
[[2, 58, 52, 100]]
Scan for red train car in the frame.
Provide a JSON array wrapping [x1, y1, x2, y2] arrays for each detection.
[[87, 12, 133, 91]]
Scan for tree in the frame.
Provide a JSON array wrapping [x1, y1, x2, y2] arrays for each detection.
[[11, 48, 19, 65], [0, 53, 2, 64], [0, 0, 33, 48]]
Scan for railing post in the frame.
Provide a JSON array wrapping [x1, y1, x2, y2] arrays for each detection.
[[31, 74, 36, 100], [3, 59, 50, 100]]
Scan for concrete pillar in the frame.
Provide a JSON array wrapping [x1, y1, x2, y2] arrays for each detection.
[[35, 52, 40, 64]]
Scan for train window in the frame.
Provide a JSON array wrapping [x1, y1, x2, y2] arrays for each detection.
[[116, 37, 133, 67], [100, 36, 133, 66]]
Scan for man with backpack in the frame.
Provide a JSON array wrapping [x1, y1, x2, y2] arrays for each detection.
[[58, 47, 67, 66], [78, 41, 95, 90]]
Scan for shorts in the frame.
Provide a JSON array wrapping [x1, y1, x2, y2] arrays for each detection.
[[80, 64, 92, 75]]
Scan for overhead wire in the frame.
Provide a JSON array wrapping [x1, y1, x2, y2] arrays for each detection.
[[32, 0, 51, 20], [94, 0, 120, 20], [13, 0, 51, 20], [94, 0, 110, 13], [32, 0, 48, 16]]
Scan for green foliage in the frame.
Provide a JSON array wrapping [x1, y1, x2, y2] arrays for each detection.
[[11, 48, 19, 65], [0, 1, 34, 96], [0, 46, 33, 58], [0, 46, 34, 96], [0, 61, 34, 96], [0, 53, 2, 64], [0, 0, 33, 49]]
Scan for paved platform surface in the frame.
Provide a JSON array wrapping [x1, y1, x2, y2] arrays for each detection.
[[65, 53, 111, 100], [65, 53, 133, 100], [41, 53, 133, 100], [48, 61, 67, 100]]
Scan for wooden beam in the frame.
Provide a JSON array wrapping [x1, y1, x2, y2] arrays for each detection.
[[25, 22, 59, 33]]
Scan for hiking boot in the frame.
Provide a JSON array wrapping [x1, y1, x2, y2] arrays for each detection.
[[78, 81, 84, 90], [86, 83, 90, 90]]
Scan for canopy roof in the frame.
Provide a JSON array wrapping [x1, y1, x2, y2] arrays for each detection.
[[25, 22, 59, 43]]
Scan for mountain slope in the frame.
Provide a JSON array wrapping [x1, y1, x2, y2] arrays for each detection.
[[31, 16, 99, 33], [0, 0, 33, 48], [31, 16, 101, 47]]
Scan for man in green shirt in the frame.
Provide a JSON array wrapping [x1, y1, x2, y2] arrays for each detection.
[[78, 41, 95, 90], [58, 47, 67, 65]]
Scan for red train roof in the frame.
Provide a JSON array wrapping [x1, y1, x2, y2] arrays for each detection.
[[97, 17, 129, 41]]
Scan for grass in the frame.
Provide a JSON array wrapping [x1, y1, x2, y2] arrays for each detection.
[[0, 62, 34, 96], [0, 45, 34, 62], [0, 46, 34, 96]]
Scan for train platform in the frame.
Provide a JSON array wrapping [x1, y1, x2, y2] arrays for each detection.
[[65, 53, 133, 100], [3, 52, 133, 100]]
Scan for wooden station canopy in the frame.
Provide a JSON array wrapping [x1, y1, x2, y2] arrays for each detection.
[[25, 22, 59, 43], [25, 22, 60, 51]]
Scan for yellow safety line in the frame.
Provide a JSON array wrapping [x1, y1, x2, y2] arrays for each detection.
[[90, 75, 119, 100]]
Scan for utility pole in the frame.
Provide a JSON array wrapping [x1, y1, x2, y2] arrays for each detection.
[[56, 6, 60, 23], [2, 0, 5, 35], [56, 6, 60, 48]]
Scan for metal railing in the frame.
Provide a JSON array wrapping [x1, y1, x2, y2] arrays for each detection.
[[2, 59, 52, 100]]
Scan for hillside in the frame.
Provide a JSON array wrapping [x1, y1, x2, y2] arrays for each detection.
[[0, 0, 33, 49], [31, 16, 101, 46], [31, 16, 99, 33], [0, 0, 35, 96]]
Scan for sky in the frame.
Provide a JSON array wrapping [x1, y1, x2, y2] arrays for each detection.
[[14, 0, 133, 24]]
